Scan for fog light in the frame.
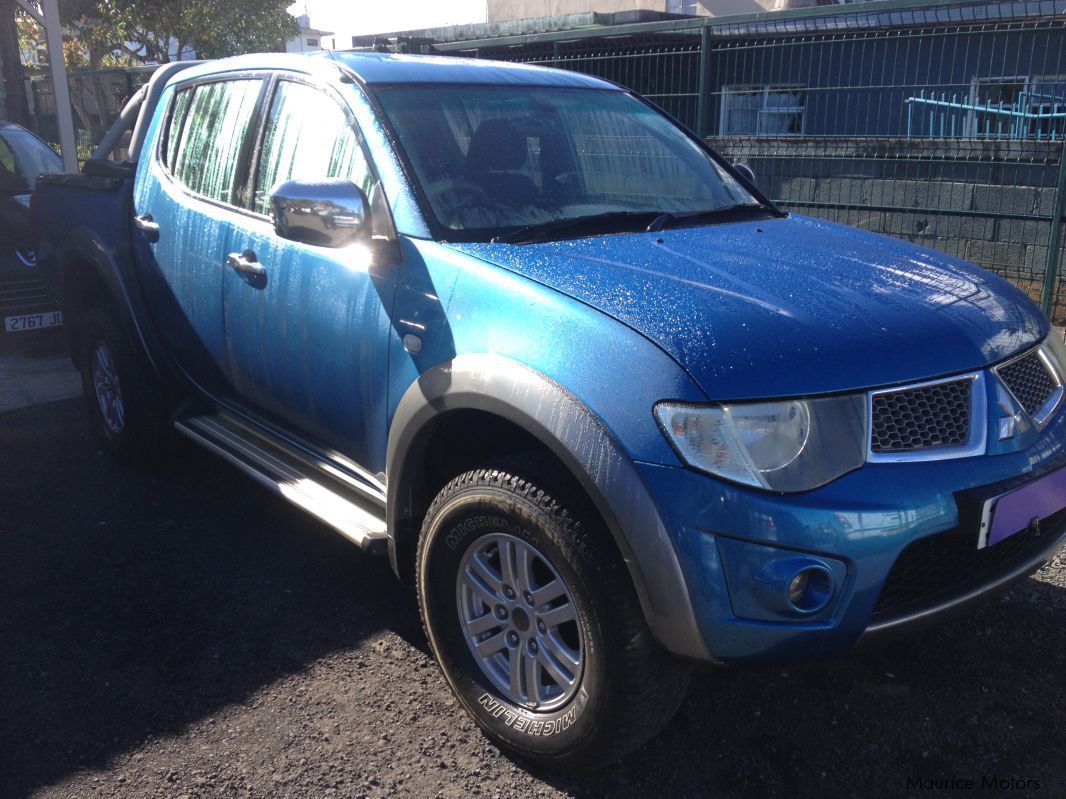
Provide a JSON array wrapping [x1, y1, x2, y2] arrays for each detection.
[[788, 571, 810, 604], [787, 565, 832, 613], [719, 537, 847, 622]]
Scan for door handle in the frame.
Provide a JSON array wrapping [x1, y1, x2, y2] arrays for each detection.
[[133, 212, 160, 243], [227, 249, 266, 279]]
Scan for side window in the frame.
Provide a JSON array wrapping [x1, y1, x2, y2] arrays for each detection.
[[253, 80, 372, 216], [170, 79, 262, 205], [0, 130, 61, 192], [0, 137, 22, 192], [163, 87, 193, 169], [719, 85, 806, 136]]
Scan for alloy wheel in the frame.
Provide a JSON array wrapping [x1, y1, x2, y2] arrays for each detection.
[[456, 533, 584, 711], [91, 341, 125, 434]]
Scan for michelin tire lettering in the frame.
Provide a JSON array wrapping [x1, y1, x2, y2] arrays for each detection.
[[477, 693, 580, 736]]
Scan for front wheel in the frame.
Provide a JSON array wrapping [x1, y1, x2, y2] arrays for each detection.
[[417, 466, 690, 769]]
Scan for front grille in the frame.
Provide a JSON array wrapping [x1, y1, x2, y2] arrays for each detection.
[[0, 276, 59, 315], [997, 350, 1057, 417], [870, 378, 972, 453], [871, 509, 1066, 623]]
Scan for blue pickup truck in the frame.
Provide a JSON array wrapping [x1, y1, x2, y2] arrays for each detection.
[[33, 52, 1066, 767]]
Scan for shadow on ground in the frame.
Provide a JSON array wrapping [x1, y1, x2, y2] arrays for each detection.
[[0, 398, 418, 797]]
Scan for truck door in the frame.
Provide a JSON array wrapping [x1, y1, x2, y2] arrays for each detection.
[[220, 77, 396, 475], [132, 77, 266, 394]]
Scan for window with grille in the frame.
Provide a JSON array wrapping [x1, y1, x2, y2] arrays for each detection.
[[720, 86, 806, 136], [967, 76, 1066, 139]]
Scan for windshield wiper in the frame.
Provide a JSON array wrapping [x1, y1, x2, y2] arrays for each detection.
[[489, 204, 779, 244], [645, 203, 778, 233], [491, 211, 660, 245]]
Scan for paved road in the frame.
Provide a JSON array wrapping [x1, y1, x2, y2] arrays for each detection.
[[0, 332, 81, 412], [1, 373, 1064, 797]]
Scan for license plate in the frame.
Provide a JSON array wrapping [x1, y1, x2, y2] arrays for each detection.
[[979, 465, 1066, 548], [4, 310, 63, 333]]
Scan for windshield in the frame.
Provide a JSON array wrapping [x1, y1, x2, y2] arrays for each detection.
[[0, 129, 63, 194], [373, 85, 759, 242]]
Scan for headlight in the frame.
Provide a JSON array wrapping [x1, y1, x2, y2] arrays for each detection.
[[655, 395, 867, 492]]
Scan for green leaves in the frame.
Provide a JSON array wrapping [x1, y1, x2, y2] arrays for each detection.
[[59, 0, 298, 64]]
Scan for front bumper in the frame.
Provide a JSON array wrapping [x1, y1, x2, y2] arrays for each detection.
[[860, 512, 1065, 645], [636, 407, 1066, 664], [1, 257, 63, 337]]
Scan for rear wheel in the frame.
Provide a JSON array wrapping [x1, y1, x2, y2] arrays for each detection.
[[417, 464, 690, 769], [80, 307, 171, 464]]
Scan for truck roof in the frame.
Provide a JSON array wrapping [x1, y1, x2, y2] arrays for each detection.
[[167, 51, 616, 91]]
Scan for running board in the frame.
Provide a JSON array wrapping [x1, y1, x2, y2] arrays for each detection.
[[175, 412, 388, 554]]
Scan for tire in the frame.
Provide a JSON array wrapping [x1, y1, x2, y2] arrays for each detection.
[[417, 464, 691, 769], [80, 307, 171, 464]]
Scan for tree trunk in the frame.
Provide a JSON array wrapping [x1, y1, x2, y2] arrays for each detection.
[[83, 48, 111, 145], [0, 0, 31, 126]]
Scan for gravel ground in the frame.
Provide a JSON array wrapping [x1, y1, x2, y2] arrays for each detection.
[[1, 390, 1064, 798]]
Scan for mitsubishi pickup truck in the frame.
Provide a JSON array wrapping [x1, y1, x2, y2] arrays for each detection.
[[33, 51, 1066, 768]]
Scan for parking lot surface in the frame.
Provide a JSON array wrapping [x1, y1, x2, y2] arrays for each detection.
[[1, 350, 1064, 798]]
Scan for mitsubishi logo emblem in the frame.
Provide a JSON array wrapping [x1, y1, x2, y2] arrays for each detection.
[[997, 414, 1019, 441]]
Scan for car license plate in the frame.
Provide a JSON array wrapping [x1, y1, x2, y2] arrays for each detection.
[[979, 465, 1066, 548], [3, 310, 63, 333]]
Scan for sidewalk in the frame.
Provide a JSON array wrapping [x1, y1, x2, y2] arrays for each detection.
[[0, 347, 81, 413]]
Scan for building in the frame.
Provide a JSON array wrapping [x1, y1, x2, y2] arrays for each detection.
[[351, 0, 863, 51], [487, 0, 846, 22], [285, 14, 334, 53]]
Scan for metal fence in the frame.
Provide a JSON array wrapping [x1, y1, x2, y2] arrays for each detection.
[[438, 0, 1066, 327], [905, 90, 1066, 140], [26, 66, 156, 159]]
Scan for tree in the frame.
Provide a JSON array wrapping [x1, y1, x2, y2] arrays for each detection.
[[15, 10, 90, 69], [66, 0, 298, 65], [5, 0, 296, 145], [14, 3, 118, 144]]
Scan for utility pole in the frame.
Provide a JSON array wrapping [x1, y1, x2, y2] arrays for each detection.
[[0, 0, 32, 126]]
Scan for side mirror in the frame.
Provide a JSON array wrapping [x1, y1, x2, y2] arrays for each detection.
[[733, 162, 757, 187], [270, 178, 370, 248]]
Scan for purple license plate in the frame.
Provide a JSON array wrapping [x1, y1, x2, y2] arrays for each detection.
[[980, 465, 1066, 548]]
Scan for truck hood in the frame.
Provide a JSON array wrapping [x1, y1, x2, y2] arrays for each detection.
[[446, 215, 1047, 400]]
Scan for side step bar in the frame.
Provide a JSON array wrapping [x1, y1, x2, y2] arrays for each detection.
[[175, 412, 388, 555]]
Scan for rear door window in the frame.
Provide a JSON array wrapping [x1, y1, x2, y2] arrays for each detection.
[[162, 87, 194, 169], [168, 79, 263, 206]]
